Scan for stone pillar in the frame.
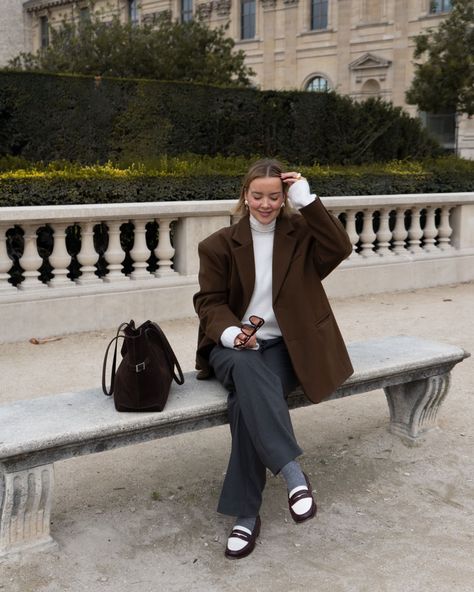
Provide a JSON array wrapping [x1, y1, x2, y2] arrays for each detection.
[[450, 204, 474, 250], [282, 0, 299, 88], [0, 463, 57, 558], [173, 215, 230, 276], [261, 0, 277, 89], [336, 0, 352, 95], [384, 373, 451, 444]]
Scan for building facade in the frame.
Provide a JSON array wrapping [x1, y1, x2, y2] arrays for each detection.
[[2, 0, 474, 157]]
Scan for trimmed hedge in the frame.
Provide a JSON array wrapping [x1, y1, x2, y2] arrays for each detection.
[[0, 71, 440, 166], [1, 167, 474, 207]]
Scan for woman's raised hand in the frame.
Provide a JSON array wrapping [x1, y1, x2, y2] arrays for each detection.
[[281, 171, 304, 186]]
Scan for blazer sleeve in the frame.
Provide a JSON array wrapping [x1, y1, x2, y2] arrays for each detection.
[[193, 238, 242, 345], [299, 198, 352, 280]]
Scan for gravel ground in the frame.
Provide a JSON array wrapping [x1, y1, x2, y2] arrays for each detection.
[[0, 282, 473, 592]]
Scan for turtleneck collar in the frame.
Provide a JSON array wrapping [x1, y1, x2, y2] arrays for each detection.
[[249, 214, 276, 233]]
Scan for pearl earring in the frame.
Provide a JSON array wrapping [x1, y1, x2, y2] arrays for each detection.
[[280, 202, 285, 208], [244, 200, 249, 207]]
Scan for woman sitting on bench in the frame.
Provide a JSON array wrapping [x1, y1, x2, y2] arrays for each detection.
[[193, 158, 353, 559]]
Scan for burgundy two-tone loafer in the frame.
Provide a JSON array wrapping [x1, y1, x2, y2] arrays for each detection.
[[288, 472, 317, 523], [224, 516, 261, 559]]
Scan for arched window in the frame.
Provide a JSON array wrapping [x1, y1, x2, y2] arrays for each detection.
[[306, 76, 329, 92], [241, 0, 256, 39]]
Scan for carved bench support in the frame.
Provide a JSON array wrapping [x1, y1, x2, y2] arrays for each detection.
[[384, 373, 451, 443], [0, 463, 57, 559]]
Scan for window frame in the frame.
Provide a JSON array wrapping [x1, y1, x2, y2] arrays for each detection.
[[181, 0, 193, 23], [128, 0, 139, 25], [241, 0, 256, 40], [305, 75, 330, 92], [39, 15, 49, 49], [429, 0, 452, 14], [310, 0, 328, 31]]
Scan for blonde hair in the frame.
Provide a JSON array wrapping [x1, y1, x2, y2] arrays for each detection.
[[233, 158, 291, 218]]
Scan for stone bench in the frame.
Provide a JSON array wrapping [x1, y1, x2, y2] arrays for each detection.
[[0, 335, 469, 560]]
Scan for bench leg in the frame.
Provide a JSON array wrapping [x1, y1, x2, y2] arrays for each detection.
[[0, 463, 58, 560], [384, 373, 451, 444]]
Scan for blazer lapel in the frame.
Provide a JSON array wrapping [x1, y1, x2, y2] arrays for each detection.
[[272, 216, 297, 304], [231, 216, 255, 313]]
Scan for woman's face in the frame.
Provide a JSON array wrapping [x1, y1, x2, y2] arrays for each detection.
[[245, 176, 284, 225]]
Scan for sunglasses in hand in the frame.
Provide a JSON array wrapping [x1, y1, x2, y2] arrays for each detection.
[[234, 315, 265, 349]]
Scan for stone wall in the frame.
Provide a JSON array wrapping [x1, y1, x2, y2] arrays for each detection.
[[0, 0, 26, 66]]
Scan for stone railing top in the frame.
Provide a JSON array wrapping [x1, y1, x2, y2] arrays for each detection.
[[0, 192, 473, 224], [0, 336, 468, 463], [0, 200, 235, 224]]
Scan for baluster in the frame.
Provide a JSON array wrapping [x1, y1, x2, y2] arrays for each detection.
[[155, 218, 177, 277], [407, 207, 424, 254], [437, 206, 453, 251], [423, 206, 438, 252], [103, 220, 129, 282], [130, 219, 153, 280], [0, 225, 14, 291], [48, 223, 74, 288], [392, 207, 408, 255], [359, 209, 377, 257], [76, 221, 102, 284], [18, 224, 48, 290], [376, 208, 393, 256], [344, 210, 359, 257]]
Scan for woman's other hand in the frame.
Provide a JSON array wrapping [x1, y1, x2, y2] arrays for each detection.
[[234, 333, 258, 349]]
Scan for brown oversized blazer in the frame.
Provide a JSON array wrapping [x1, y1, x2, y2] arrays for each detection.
[[193, 198, 354, 404]]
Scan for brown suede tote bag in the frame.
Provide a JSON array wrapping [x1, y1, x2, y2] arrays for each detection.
[[102, 320, 184, 412]]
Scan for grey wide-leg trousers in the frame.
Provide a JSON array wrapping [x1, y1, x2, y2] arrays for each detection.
[[209, 337, 302, 517]]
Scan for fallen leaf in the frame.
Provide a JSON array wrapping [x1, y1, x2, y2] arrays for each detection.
[[29, 336, 62, 345]]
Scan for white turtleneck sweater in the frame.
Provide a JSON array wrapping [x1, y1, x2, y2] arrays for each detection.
[[220, 179, 317, 349]]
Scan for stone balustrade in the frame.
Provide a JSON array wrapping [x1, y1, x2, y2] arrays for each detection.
[[1, 193, 473, 342]]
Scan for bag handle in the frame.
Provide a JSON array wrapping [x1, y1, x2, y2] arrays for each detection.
[[102, 322, 129, 396], [148, 322, 185, 385]]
